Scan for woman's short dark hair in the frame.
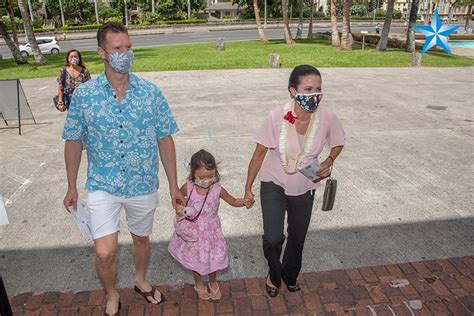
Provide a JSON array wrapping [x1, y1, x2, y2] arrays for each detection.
[[97, 22, 128, 49], [288, 65, 322, 91], [64, 49, 85, 68], [188, 149, 221, 182]]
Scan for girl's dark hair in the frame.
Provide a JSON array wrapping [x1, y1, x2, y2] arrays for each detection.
[[288, 64, 321, 91], [64, 49, 86, 68], [188, 149, 220, 182]]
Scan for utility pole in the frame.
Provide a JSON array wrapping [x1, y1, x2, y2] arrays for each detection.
[[59, 0, 65, 27], [94, 0, 99, 24], [188, 0, 191, 19], [28, 0, 34, 22], [372, 0, 378, 24], [124, 0, 128, 26], [152, 0, 155, 14]]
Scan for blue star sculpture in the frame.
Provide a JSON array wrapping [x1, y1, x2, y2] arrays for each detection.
[[415, 9, 459, 54]]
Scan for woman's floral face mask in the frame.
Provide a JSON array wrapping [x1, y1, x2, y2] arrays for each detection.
[[69, 56, 79, 65], [294, 92, 323, 113]]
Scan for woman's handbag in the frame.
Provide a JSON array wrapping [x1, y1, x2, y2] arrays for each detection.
[[53, 68, 69, 112], [174, 187, 209, 242], [321, 162, 337, 211], [321, 177, 337, 211]]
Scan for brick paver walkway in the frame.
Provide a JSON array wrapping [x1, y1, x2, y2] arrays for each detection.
[[7, 256, 473, 315]]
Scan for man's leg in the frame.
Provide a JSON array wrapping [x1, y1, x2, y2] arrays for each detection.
[[95, 233, 120, 314], [131, 233, 162, 303], [124, 193, 162, 304], [88, 191, 122, 314]]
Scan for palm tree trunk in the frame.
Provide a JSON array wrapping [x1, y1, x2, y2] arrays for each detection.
[[17, 0, 47, 65], [0, 20, 28, 64], [283, 0, 295, 44], [308, 0, 315, 39], [465, 4, 472, 31], [405, 0, 419, 52], [254, 0, 268, 43], [340, 0, 352, 50], [376, 0, 394, 51], [6, 0, 19, 45], [296, 0, 304, 39], [330, 0, 340, 46]]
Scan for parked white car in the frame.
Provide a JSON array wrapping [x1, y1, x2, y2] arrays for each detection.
[[19, 37, 61, 57]]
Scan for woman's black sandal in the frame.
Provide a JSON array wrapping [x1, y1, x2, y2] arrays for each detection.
[[287, 284, 301, 292], [265, 274, 280, 297]]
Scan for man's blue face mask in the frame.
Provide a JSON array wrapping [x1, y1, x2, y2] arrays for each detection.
[[105, 49, 134, 74]]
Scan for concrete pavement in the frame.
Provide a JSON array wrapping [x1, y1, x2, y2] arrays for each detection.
[[0, 67, 473, 296]]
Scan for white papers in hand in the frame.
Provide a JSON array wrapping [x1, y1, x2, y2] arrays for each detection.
[[0, 195, 9, 225], [299, 160, 321, 182], [69, 203, 93, 243]]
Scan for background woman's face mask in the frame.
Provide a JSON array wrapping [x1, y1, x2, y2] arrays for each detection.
[[294, 92, 323, 113], [106, 50, 134, 74], [194, 176, 216, 188], [69, 56, 79, 65]]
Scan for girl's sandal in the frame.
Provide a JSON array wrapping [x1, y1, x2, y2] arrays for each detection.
[[103, 300, 121, 316], [209, 283, 222, 301], [194, 286, 211, 300]]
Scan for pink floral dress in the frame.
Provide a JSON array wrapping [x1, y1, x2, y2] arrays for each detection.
[[168, 181, 229, 275]]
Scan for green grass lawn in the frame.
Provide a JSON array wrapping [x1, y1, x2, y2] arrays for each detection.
[[0, 39, 472, 80]]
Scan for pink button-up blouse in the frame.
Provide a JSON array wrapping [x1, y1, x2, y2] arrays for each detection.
[[254, 103, 346, 196]]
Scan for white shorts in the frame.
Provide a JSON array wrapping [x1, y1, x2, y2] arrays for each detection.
[[87, 190, 158, 240]]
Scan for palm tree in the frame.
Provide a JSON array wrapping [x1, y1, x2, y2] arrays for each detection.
[[405, 0, 419, 52], [0, 20, 28, 64], [308, 0, 316, 39], [283, 0, 295, 44], [465, 2, 473, 31], [5, 0, 19, 45], [453, 0, 474, 31], [253, 0, 268, 43], [376, 0, 394, 51], [296, 0, 304, 39], [17, 0, 47, 65], [340, 0, 352, 50], [330, 0, 340, 46]]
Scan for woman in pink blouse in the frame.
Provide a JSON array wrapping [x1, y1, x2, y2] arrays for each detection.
[[244, 65, 345, 297]]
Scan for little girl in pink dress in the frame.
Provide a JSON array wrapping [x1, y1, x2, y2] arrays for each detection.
[[168, 149, 250, 301]]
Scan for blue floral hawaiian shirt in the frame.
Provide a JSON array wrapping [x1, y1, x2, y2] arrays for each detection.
[[62, 72, 179, 197]]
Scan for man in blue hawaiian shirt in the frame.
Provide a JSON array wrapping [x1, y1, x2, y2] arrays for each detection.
[[62, 22, 184, 314]]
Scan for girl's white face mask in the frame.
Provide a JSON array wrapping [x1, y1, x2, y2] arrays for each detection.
[[194, 176, 216, 188]]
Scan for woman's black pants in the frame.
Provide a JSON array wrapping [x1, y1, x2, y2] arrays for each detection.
[[260, 181, 315, 288]]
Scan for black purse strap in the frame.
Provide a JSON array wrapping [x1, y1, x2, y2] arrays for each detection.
[[61, 67, 67, 91], [185, 185, 210, 222]]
